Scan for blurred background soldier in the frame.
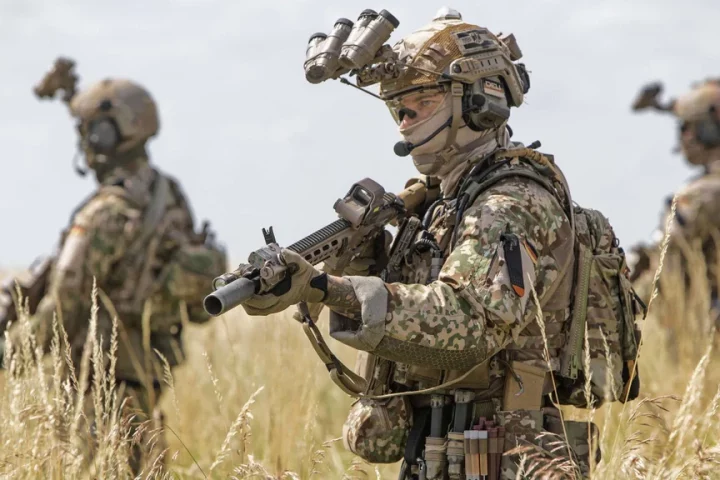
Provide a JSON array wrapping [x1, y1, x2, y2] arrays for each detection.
[[630, 79, 720, 331], [0, 57, 226, 473]]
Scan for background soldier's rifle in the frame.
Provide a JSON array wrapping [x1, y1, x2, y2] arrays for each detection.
[[0, 257, 53, 335]]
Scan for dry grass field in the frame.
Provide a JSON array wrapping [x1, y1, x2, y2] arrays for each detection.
[[1, 242, 719, 479]]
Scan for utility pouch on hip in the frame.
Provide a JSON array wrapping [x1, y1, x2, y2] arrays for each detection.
[[353, 351, 392, 394], [503, 361, 546, 411], [342, 397, 411, 464], [443, 363, 490, 390]]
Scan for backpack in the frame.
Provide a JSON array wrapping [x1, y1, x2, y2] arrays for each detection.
[[460, 144, 645, 408], [139, 174, 228, 326], [110, 169, 228, 328], [558, 205, 645, 407]]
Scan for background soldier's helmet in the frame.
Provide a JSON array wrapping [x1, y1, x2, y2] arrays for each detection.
[[632, 78, 720, 166], [70, 79, 160, 155], [674, 79, 720, 165], [674, 79, 720, 121]]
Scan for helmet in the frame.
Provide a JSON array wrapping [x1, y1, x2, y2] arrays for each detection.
[[379, 13, 528, 106], [303, 7, 530, 175], [70, 78, 160, 156], [377, 9, 530, 173], [673, 79, 720, 165], [632, 78, 720, 166]]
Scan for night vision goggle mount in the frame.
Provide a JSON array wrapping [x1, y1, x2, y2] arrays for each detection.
[[303, 9, 401, 87]]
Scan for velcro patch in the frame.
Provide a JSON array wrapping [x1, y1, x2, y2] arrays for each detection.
[[523, 239, 538, 264], [483, 80, 505, 98], [502, 233, 525, 297]]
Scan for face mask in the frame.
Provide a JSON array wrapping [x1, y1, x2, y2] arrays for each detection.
[[398, 92, 500, 176], [397, 92, 452, 157]]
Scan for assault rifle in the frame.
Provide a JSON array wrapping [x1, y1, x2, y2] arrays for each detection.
[[203, 178, 428, 316], [0, 256, 53, 335]]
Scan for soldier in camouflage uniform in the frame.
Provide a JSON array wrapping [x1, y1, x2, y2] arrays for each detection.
[[1, 63, 226, 473], [234, 9, 613, 479], [629, 79, 720, 322]]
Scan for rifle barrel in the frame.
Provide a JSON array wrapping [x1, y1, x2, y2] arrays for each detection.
[[203, 277, 257, 316]]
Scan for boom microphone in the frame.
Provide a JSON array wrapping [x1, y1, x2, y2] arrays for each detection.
[[393, 116, 453, 157]]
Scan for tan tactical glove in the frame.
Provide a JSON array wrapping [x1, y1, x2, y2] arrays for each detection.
[[241, 249, 326, 316]]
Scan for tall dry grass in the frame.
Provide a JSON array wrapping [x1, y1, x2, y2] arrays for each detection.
[[1, 235, 720, 479]]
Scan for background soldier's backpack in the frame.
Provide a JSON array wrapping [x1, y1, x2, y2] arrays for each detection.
[[138, 173, 228, 327]]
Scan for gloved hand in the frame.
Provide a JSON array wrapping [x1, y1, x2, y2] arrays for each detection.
[[241, 249, 327, 317]]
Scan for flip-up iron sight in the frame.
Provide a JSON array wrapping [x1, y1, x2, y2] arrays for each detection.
[[304, 9, 400, 86]]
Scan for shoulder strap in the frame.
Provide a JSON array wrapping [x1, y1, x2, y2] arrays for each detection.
[[126, 171, 172, 310], [464, 168, 558, 212], [457, 150, 577, 307], [127, 172, 170, 256], [463, 148, 574, 224]]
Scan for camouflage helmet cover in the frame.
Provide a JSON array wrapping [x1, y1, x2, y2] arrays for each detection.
[[673, 79, 720, 165], [674, 79, 720, 122], [70, 78, 160, 153], [378, 12, 526, 106]]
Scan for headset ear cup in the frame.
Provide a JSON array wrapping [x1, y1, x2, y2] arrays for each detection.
[[87, 119, 120, 153], [461, 80, 511, 131], [462, 82, 484, 131], [695, 118, 720, 148]]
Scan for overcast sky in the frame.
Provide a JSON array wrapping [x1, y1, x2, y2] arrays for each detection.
[[1, 0, 718, 268]]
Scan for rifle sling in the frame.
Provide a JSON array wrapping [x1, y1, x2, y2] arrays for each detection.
[[297, 301, 368, 396]]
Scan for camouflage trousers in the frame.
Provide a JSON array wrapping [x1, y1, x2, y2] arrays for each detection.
[[498, 409, 599, 480], [80, 379, 167, 476]]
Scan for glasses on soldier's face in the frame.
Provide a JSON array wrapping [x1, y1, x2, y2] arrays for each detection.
[[385, 88, 447, 126]]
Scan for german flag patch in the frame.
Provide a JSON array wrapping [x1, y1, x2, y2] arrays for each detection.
[[501, 233, 525, 297], [523, 239, 538, 264]]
